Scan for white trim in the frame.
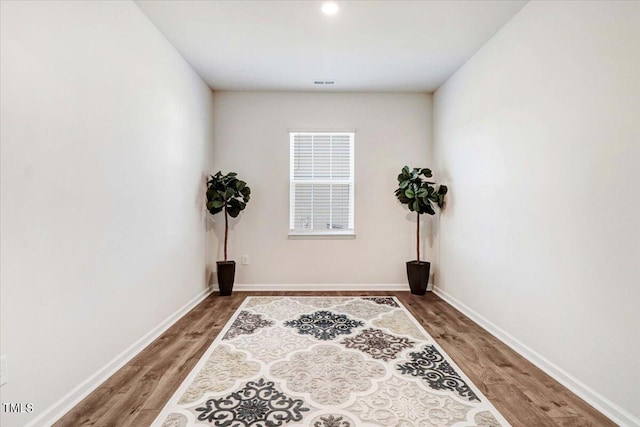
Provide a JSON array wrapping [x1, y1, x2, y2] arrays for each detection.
[[433, 286, 640, 427], [288, 232, 355, 239], [232, 283, 408, 291], [288, 128, 356, 134], [26, 287, 214, 427]]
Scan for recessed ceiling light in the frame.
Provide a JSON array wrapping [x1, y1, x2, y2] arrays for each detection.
[[321, 1, 339, 15]]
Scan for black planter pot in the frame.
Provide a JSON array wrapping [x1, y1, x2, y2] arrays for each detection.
[[217, 261, 236, 296], [406, 261, 431, 295]]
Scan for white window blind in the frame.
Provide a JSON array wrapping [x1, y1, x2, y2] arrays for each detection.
[[289, 132, 354, 235]]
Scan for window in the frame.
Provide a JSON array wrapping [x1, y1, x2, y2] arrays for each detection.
[[289, 132, 355, 236]]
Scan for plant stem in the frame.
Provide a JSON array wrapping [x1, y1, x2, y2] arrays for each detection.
[[224, 204, 228, 262], [417, 212, 420, 262]]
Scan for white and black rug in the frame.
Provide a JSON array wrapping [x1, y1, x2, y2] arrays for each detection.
[[152, 296, 510, 426]]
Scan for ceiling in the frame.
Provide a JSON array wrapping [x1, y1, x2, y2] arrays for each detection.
[[135, 0, 527, 93]]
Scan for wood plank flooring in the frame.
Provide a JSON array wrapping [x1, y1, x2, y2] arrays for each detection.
[[55, 291, 615, 427]]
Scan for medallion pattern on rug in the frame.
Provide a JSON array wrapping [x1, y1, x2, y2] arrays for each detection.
[[193, 378, 309, 426], [346, 376, 473, 426], [341, 328, 415, 361], [333, 299, 394, 320], [311, 413, 354, 427], [223, 310, 274, 340], [230, 327, 317, 363], [397, 344, 480, 402], [152, 297, 510, 427], [249, 298, 317, 321], [283, 310, 364, 340], [289, 297, 353, 309], [362, 297, 400, 307], [270, 345, 386, 406]]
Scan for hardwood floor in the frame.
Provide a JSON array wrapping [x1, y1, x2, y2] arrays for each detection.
[[55, 291, 614, 427]]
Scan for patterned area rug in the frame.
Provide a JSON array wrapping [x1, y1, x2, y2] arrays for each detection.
[[152, 297, 510, 427]]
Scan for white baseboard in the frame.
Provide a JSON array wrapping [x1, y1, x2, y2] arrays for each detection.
[[433, 286, 640, 427], [232, 283, 408, 291], [26, 287, 213, 427]]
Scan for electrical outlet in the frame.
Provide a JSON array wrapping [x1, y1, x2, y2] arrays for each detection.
[[241, 255, 249, 265], [1, 355, 7, 386]]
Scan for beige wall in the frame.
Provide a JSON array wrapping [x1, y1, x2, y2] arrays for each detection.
[[433, 1, 640, 424], [0, 2, 215, 426], [210, 91, 433, 286]]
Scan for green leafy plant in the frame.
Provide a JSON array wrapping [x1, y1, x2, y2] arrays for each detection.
[[206, 171, 251, 261], [395, 166, 448, 262]]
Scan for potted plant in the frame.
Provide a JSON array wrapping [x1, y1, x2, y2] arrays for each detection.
[[206, 171, 251, 296], [394, 166, 447, 295]]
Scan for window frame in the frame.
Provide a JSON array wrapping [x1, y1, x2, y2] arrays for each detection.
[[288, 131, 355, 238]]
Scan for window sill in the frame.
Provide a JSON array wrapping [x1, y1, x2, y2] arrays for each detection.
[[288, 232, 356, 240]]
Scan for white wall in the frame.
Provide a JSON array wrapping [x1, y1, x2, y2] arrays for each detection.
[[433, 1, 640, 424], [0, 2, 215, 426], [211, 92, 433, 286]]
